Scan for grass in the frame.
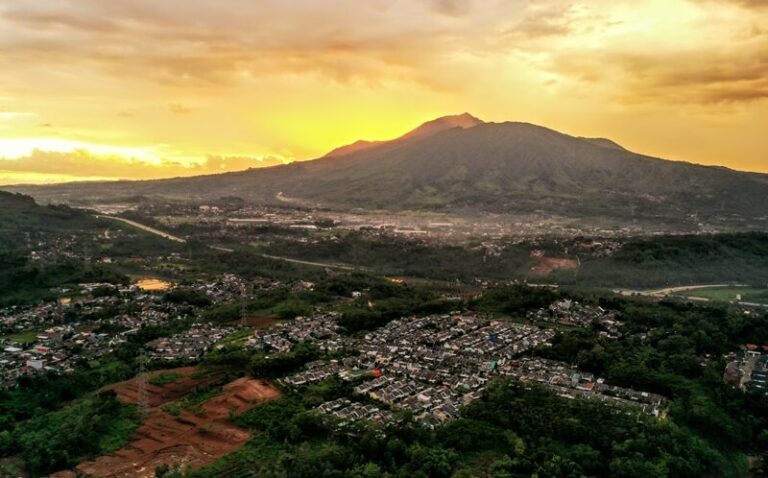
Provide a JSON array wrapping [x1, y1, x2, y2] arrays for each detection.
[[148, 371, 184, 386], [97, 403, 141, 454], [0, 457, 26, 478], [217, 328, 253, 347], [163, 385, 222, 416], [674, 287, 768, 303], [9, 331, 38, 346]]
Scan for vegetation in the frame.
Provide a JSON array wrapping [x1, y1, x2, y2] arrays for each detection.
[[2, 192, 767, 476], [0, 391, 139, 476], [163, 385, 223, 416], [257, 231, 768, 288], [185, 378, 751, 478], [536, 296, 768, 454], [672, 287, 768, 304], [148, 371, 184, 386], [556, 233, 768, 288], [257, 233, 532, 281], [0, 319, 195, 429]]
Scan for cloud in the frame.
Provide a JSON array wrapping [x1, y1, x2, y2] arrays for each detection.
[[494, 1, 768, 105], [430, 0, 473, 17], [0, 149, 288, 182], [690, 0, 768, 8], [3, 0, 764, 105], [0, 112, 37, 120], [0, 1, 459, 88], [0, 0, 765, 175], [168, 103, 192, 114], [547, 43, 768, 104]]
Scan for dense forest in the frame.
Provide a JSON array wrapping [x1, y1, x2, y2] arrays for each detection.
[[556, 233, 768, 288], [0, 391, 139, 476], [255, 231, 768, 288]]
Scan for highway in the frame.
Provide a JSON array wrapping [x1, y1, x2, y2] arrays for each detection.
[[259, 253, 361, 271], [97, 215, 187, 243], [98, 214, 362, 271]]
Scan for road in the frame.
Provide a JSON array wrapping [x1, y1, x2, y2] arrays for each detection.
[[95, 215, 767, 302], [97, 215, 187, 243], [98, 215, 362, 271], [259, 253, 362, 271], [615, 283, 768, 308], [615, 284, 748, 297]]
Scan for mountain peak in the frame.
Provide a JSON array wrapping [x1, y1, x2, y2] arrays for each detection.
[[400, 113, 484, 141], [324, 113, 484, 158]]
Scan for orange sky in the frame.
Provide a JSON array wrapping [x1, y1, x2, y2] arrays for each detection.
[[0, 0, 766, 184]]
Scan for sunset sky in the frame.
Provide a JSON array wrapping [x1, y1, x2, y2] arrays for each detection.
[[0, 0, 766, 184]]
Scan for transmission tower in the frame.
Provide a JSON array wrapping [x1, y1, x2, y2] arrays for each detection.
[[137, 349, 149, 412], [240, 283, 249, 328]]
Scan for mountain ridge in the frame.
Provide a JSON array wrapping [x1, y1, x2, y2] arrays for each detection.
[[4, 114, 768, 228]]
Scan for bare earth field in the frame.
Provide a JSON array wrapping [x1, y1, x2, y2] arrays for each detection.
[[530, 257, 580, 276], [50, 368, 280, 478]]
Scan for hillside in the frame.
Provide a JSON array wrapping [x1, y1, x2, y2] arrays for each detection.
[[7, 115, 768, 226]]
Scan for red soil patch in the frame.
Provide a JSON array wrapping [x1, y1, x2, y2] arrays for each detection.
[[52, 369, 280, 478], [229, 315, 279, 329], [530, 257, 580, 276], [107, 367, 222, 408]]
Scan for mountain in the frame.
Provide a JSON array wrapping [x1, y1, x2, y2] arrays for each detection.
[[6, 115, 768, 227], [323, 113, 483, 158]]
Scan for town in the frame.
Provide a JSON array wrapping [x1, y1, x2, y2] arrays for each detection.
[[261, 312, 669, 425], [0, 274, 255, 390]]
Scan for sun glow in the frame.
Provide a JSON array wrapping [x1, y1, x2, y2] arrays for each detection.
[[0, 0, 765, 185], [0, 138, 164, 163]]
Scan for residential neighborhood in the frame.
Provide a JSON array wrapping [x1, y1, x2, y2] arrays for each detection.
[[723, 345, 768, 395], [261, 313, 668, 425]]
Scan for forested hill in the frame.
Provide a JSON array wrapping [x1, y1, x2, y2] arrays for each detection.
[[0, 191, 36, 208], [0, 192, 123, 306], [0, 191, 97, 247]]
